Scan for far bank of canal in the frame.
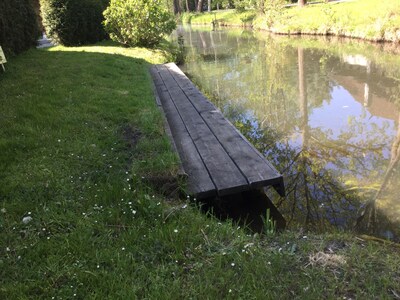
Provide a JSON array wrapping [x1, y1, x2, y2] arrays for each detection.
[[173, 25, 400, 241]]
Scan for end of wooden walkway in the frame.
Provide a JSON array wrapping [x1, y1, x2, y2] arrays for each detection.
[[151, 63, 285, 200]]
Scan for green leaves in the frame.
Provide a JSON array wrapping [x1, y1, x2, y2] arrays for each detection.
[[40, 0, 109, 46], [0, 0, 41, 56], [103, 0, 176, 48]]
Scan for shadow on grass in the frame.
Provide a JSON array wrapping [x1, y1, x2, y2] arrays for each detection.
[[198, 190, 286, 233]]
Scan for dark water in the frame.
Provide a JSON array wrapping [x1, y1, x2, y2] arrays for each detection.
[[174, 25, 400, 240]]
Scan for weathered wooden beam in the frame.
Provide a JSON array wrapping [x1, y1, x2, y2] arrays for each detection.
[[201, 110, 285, 196], [150, 63, 285, 199], [151, 66, 216, 199], [164, 63, 285, 197], [156, 64, 249, 196]]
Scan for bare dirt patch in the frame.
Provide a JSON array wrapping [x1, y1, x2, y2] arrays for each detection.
[[121, 125, 142, 148]]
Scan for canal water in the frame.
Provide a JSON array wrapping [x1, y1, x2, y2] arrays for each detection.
[[174, 25, 400, 240]]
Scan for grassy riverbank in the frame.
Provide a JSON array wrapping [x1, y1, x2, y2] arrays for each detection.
[[1, 42, 400, 298], [182, 0, 400, 42], [182, 9, 257, 27]]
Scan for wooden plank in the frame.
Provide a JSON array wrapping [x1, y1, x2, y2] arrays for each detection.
[[156, 86, 216, 199], [156, 64, 249, 196], [157, 65, 249, 196], [201, 110, 285, 196], [149, 67, 163, 107], [150, 67, 186, 179], [150, 67, 216, 199], [163, 63, 285, 197], [165, 63, 216, 113], [149, 66, 165, 88]]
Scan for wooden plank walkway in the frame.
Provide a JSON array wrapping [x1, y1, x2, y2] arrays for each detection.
[[150, 63, 285, 199]]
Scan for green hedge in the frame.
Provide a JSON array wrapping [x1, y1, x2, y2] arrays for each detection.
[[0, 0, 41, 56], [40, 0, 109, 46]]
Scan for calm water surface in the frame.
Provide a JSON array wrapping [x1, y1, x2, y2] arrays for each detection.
[[175, 25, 400, 240]]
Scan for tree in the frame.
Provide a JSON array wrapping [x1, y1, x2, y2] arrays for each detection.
[[173, 0, 182, 14], [298, 0, 306, 7], [197, 0, 204, 11]]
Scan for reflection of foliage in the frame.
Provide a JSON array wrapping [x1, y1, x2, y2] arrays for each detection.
[[224, 107, 361, 231], [178, 27, 400, 239], [260, 34, 400, 109]]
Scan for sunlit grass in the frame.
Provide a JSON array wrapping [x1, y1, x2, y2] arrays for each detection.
[[184, 0, 400, 41], [182, 10, 257, 27], [0, 43, 180, 298], [49, 40, 177, 64], [264, 0, 400, 41]]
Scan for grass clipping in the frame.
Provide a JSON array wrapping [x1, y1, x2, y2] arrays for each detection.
[[308, 251, 347, 268]]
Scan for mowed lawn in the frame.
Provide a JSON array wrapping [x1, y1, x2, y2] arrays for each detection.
[[1, 42, 400, 299], [0, 43, 181, 298]]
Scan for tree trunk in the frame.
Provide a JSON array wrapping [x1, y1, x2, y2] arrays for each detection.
[[199, 31, 207, 55], [197, 0, 203, 12], [185, 0, 190, 11], [298, 0, 307, 7], [298, 47, 308, 146], [209, 31, 216, 62], [208, 0, 211, 12], [173, 0, 182, 14]]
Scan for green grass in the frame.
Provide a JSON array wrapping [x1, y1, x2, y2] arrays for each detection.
[[1, 41, 400, 298], [181, 9, 257, 27], [261, 0, 400, 41], [183, 0, 400, 42]]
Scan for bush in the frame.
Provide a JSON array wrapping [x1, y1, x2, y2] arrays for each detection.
[[40, 0, 109, 46], [0, 0, 41, 56], [103, 0, 176, 48], [233, 0, 256, 11]]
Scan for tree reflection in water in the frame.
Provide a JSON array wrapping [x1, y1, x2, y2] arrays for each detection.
[[177, 26, 400, 241]]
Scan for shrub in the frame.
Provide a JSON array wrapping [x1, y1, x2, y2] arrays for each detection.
[[103, 0, 176, 48], [0, 0, 41, 56], [40, 0, 109, 46]]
